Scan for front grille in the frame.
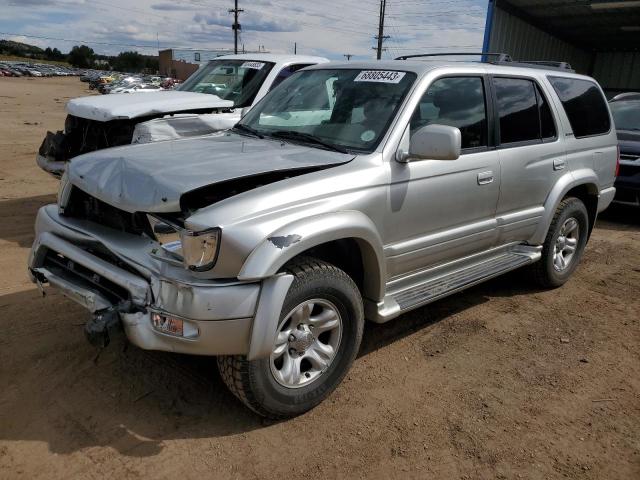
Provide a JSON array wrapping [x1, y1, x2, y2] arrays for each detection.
[[63, 187, 153, 237], [64, 114, 137, 157], [43, 250, 129, 303], [620, 153, 640, 162]]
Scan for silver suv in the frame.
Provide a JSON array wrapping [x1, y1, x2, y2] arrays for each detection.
[[28, 59, 617, 418]]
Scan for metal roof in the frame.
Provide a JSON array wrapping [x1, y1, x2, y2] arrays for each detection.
[[305, 59, 595, 79], [495, 0, 640, 51]]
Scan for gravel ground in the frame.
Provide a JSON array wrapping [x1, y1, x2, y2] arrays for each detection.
[[0, 76, 638, 479]]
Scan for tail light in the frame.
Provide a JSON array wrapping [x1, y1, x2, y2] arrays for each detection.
[[615, 145, 620, 177]]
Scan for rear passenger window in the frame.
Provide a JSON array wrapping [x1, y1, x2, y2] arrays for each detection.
[[548, 77, 610, 138], [411, 77, 487, 150], [494, 78, 540, 144]]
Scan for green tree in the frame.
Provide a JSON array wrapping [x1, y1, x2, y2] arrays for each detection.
[[113, 51, 145, 72], [67, 45, 95, 68], [51, 47, 64, 60]]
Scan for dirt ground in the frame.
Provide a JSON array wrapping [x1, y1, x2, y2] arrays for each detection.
[[0, 76, 638, 480]]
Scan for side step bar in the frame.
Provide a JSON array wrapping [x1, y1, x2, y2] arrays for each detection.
[[369, 246, 541, 323]]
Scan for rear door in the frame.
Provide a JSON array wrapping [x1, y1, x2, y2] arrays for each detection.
[[492, 76, 565, 244]]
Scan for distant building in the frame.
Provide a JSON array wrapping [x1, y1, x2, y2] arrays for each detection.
[[159, 47, 268, 80]]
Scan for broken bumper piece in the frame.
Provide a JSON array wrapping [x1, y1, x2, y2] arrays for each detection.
[[37, 131, 70, 177], [28, 204, 261, 355], [36, 153, 67, 178]]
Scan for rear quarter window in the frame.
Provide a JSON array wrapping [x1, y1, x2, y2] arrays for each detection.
[[548, 76, 611, 138]]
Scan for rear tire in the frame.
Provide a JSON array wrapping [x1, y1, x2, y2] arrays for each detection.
[[532, 197, 589, 288], [217, 257, 364, 419]]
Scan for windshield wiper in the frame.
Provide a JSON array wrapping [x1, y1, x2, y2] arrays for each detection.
[[270, 130, 349, 154], [232, 124, 264, 138]]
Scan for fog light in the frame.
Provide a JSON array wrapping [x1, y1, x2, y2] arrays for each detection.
[[151, 312, 199, 338]]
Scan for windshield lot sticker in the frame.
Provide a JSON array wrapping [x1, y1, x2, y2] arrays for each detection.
[[361, 130, 376, 142], [242, 61, 265, 70], [354, 70, 406, 83]]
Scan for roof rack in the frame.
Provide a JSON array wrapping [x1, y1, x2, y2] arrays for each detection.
[[394, 52, 576, 72], [512, 60, 573, 70], [395, 52, 512, 62]]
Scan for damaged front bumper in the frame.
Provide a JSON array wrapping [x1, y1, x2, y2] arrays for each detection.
[[28, 205, 288, 357], [37, 131, 69, 178]]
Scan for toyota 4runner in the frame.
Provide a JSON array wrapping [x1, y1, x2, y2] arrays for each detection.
[[29, 56, 617, 418]]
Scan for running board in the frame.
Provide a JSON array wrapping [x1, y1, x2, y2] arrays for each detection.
[[368, 246, 541, 323]]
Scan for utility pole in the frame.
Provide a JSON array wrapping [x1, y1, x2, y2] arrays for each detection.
[[294, 42, 297, 54], [344, 54, 353, 61], [229, 0, 243, 54], [373, 0, 389, 60]]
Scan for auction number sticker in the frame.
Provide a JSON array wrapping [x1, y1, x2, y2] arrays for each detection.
[[242, 61, 265, 70], [354, 70, 406, 83]]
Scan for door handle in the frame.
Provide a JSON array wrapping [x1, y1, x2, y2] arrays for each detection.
[[477, 171, 494, 185], [553, 158, 566, 170]]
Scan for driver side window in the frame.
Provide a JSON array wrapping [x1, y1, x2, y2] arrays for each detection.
[[411, 77, 488, 150]]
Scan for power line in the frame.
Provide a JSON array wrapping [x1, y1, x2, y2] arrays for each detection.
[[0, 32, 164, 50]]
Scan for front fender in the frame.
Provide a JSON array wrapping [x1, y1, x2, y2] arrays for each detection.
[[238, 210, 386, 301], [530, 169, 599, 245]]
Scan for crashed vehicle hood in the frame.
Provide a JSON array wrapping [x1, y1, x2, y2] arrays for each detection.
[[67, 133, 355, 213], [66, 91, 234, 122]]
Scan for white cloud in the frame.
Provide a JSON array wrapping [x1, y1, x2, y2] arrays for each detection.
[[0, 0, 488, 59]]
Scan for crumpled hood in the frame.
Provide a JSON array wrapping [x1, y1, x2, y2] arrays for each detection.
[[67, 133, 355, 213], [66, 91, 234, 122]]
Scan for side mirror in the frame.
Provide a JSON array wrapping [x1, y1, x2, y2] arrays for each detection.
[[240, 106, 251, 118], [398, 124, 462, 162]]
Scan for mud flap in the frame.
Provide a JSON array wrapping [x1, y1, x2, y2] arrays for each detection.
[[85, 308, 122, 347]]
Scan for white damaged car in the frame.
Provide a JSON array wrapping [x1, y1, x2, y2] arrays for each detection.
[[37, 54, 328, 177]]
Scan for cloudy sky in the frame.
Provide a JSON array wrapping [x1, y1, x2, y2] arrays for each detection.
[[0, 0, 488, 60]]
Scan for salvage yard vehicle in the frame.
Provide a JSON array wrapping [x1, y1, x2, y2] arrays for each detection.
[[129, 54, 329, 145], [29, 55, 618, 418], [36, 53, 328, 177], [610, 95, 640, 206]]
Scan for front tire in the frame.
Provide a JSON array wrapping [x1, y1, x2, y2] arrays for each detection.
[[217, 257, 364, 419], [532, 197, 589, 288]]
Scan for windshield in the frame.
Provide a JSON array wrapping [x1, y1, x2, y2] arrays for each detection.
[[179, 59, 275, 107], [610, 101, 640, 131], [238, 68, 416, 152]]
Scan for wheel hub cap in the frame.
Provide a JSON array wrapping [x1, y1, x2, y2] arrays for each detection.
[[288, 325, 315, 354], [270, 299, 343, 389], [553, 217, 580, 272]]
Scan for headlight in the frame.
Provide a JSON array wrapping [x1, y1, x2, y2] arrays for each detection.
[[57, 171, 72, 213], [148, 214, 221, 272], [179, 228, 221, 272]]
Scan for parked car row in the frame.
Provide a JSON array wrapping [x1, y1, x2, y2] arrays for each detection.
[[101, 75, 179, 94], [0, 61, 82, 77], [78, 71, 180, 94], [29, 52, 621, 418]]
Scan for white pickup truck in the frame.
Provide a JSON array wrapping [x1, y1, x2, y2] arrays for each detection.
[[37, 54, 329, 176]]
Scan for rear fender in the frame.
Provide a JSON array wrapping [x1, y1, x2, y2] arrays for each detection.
[[531, 169, 599, 244]]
